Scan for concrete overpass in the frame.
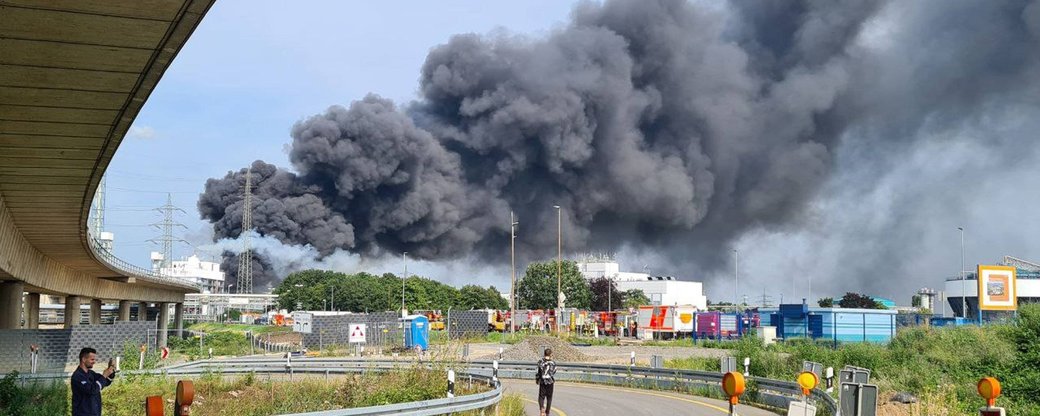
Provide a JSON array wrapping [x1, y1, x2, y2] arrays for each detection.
[[0, 0, 216, 338]]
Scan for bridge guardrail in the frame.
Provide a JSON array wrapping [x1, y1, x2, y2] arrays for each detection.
[[87, 236, 200, 290]]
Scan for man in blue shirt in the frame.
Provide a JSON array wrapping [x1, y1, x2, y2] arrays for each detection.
[[71, 347, 115, 416]]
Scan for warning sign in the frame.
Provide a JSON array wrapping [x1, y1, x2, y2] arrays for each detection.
[[349, 324, 367, 343]]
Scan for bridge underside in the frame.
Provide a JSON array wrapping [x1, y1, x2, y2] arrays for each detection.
[[0, 0, 215, 329]]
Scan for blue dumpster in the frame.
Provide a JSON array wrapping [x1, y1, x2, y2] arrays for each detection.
[[402, 315, 430, 351]]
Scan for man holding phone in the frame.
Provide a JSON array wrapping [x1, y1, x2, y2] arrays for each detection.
[[71, 347, 116, 416]]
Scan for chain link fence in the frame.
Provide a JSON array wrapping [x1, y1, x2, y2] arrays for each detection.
[[446, 310, 489, 339]]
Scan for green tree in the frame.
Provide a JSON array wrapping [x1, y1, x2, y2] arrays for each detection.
[[838, 292, 885, 309], [458, 285, 508, 310], [818, 297, 834, 307], [621, 289, 650, 309], [517, 260, 592, 309], [590, 277, 622, 311], [275, 269, 344, 311], [275, 269, 508, 313]]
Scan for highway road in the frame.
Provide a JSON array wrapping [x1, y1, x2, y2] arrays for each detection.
[[502, 380, 780, 416]]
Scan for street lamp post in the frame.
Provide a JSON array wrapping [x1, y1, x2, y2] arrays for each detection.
[[330, 285, 335, 312], [510, 211, 518, 335], [294, 283, 303, 312], [959, 227, 965, 319], [733, 249, 739, 308], [226, 284, 234, 323], [402, 252, 408, 317], [553, 205, 562, 333]]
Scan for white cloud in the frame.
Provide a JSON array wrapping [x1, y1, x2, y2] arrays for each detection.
[[126, 126, 157, 140]]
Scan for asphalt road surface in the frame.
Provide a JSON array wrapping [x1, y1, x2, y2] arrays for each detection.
[[502, 380, 781, 416]]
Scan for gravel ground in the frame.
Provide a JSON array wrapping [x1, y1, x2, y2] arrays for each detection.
[[498, 336, 593, 362]]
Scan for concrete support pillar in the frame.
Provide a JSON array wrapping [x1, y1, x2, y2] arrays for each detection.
[[174, 303, 184, 338], [157, 302, 169, 348], [118, 300, 131, 322], [137, 302, 148, 321], [0, 281, 24, 329], [89, 299, 102, 325], [25, 293, 40, 329], [65, 295, 81, 327]]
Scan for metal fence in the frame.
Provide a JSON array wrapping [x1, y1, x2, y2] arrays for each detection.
[[446, 310, 488, 339], [303, 312, 405, 350]]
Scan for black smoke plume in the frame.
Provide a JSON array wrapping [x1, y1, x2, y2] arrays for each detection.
[[200, 0, 1040, 290]]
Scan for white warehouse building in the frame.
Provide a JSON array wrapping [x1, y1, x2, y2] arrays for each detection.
[[577, 256, 708, 311], [152, 253, 226, 294]]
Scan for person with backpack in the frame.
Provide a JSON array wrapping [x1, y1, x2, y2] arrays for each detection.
[[535, 348, 557, 416]]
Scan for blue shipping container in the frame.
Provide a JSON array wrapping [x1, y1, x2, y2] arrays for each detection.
[[760, 306, 897, 343]]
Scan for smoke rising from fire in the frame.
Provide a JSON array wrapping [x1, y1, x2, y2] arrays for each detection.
[[199, 0, 1040, 291]]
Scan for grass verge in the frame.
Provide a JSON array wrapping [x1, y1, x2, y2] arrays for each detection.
[[4, 365, 496, 416], [665, 304, 1040, 414]]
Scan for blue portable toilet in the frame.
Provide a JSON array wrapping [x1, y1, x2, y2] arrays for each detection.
[[402, 315, 430, 351]]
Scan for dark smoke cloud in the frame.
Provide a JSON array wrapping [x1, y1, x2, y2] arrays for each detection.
[[200, 0, 1040, 292], [220, 252, 278, 292]]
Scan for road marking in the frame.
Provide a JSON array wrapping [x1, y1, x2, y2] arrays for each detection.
[[559, 382, 731, 414], [520, 397, 568, 416]]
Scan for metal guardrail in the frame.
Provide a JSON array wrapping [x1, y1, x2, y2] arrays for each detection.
[[18, 359, 503, 416], [19, 357, 839, 415], [172, 357, 839, 414], [87, 236, 200, 290]]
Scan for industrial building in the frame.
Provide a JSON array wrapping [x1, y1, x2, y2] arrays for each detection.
[[761, 302, 898, 343], [943, 255, 1040, 319], [577, 255, 708, 310], [151, 253, 227, 294], [182, 293, 278, 322]]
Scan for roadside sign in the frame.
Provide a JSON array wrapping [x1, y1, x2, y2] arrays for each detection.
[[349, 323, 367, 343], [721, 356, 737, 374], [802, 361, 824, 379], [840, 366, 871, 387], [839, 383, 879, 416], [160, 346, 169, 360], [292, 313, 313, 334], [787, 401, 817, 416]]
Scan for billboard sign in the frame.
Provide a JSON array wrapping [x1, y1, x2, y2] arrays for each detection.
[[978, 265, 1017, 311]]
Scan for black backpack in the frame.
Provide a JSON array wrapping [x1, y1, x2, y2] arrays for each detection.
[[537, 358, 556, 385]]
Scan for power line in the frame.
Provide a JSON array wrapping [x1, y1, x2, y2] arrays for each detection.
[[105, 169, 211, 182], [108, 187, 198, 194]]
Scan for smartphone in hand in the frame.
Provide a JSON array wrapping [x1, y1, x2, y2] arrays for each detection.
[[107, 358, 119, 379]]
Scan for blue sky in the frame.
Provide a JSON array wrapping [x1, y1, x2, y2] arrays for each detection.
[[105, 1, 581, 276]]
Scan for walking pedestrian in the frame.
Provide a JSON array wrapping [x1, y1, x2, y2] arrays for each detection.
[[71, 347, 116, 416], [535, 348, 556, 416]]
